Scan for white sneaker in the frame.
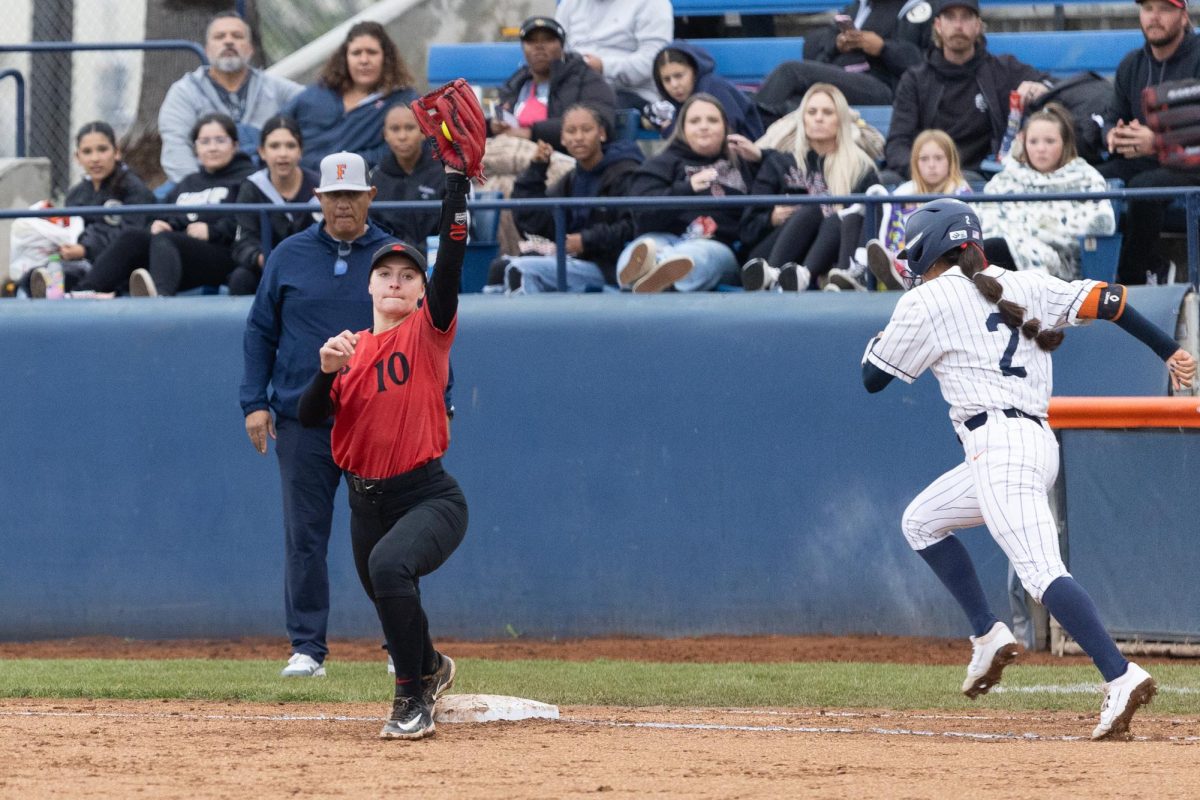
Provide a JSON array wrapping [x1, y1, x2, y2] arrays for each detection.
[[826, 266, 868, 291], [866, 239, 905, 291], [740, 258, 779, 291], [777, 263, 811, 292], [632, 256, 693, 293], [281, 653, 326, 677], [130, 268, 158, 297], [962, 621, 1020, 698], [1091, 662, 1156, 740], [619, 239, 657, 288]]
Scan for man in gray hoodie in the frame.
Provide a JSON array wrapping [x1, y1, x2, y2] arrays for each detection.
[[158, 12, 301, 184]]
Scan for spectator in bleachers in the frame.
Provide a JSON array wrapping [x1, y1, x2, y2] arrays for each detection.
[[505, 104, 643, 293], [864, 128, 972, 290], [739, 83, 879, 292], [230, 116, 320, 296], [977, 104, 1115, 280], [556, 0, 673, 108], [23, 122, 156, 298], [884, 0, 1049, 181], [76, 113, 255, 297], [1100, 0, 1200, 285], [489, 16, 617, 153], [616, 94, 758, 292], [368, 105, 446, 251], [159, 11, 301, 184], [754, 0, 933, 127], [645, 42, 764, 141], [283, 21, 417, 171]]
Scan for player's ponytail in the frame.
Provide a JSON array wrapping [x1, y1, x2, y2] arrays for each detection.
[[967, 254, 1064, 353]]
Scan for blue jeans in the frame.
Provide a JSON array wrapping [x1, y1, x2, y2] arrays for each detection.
[[615, 234, 738, 291], [274, 415, 342, 663], [504, 255, 609, 293]]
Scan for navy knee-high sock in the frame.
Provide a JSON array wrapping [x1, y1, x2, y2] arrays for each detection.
[[376, 595, 425, 698], [1041, 576, 1127, 682], [917, 536, 999, 637]]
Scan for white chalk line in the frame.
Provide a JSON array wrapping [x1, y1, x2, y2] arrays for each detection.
[[2, 707, 1198, 743], [991, 684, 1200, 695]]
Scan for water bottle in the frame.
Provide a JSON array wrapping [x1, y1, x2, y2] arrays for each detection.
[[997, 90, 1024, 162], [44, 253, 65, 299]]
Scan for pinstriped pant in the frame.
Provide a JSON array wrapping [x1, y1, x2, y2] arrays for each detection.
[[901, 415, 1069, 602]]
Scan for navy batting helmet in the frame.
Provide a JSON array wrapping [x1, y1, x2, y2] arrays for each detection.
[[897, 198, 983, 286]]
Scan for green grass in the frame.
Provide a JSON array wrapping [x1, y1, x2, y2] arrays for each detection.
[[1, 659, 1197, 715]]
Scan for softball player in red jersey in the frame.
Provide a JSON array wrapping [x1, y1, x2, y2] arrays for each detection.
[[862, 198, 1195, 740], [298, 167, 471, 740]]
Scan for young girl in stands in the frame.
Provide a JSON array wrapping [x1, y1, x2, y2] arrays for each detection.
[[26, 121, 156, 298], [978, 103, 1114, 280], [863, 129, 972, 291], [739, 83, 878, 292], [77, 112, 255, 296], [230, 115, 320, 295], [646, 42, 764, 141], [368, 104, 445, 251], [617, 94, 759, 292], [505, 104, 643, 293]]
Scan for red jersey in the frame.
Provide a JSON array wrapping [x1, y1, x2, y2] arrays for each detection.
[[329, 303, 455, 478]]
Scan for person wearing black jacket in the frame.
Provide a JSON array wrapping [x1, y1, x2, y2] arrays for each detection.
[[884, 0, 1049, 180], [740, 83, 880, 292], [1100, 0, 1200, 285], [232, 116, 320, 296], [755, 0, 933, 126], [28, 121, 157, 297], [368, 104, 446, 250], [506, 104, 642, 292], [489, 16, 617, 153], [617, 94, 758, 292], [79, 113, 256, 296]]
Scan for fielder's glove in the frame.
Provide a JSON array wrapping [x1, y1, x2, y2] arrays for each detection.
[[410, 78, 488, 181]]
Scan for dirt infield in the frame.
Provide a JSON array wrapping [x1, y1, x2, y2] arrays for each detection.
[[2, 636, 1197, 799]]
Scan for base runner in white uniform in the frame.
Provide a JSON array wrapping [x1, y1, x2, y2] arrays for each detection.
[[862, 198, 1195, 740]]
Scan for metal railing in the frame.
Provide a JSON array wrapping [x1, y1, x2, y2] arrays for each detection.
[[3, 188, 1198, 292], [0, 69, 25, 157], [0, 40, 208, 64]]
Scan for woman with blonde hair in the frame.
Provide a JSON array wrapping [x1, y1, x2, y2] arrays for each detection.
[[864, 128, 972, 290], [739, 82, 879, 291]]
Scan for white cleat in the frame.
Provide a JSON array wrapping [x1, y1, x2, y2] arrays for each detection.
[[1092, 662, 1156, 741], [280, 652, 326, 677], [962, 621, 1020, 698]]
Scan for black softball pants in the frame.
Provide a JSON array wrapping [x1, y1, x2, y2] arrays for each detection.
[[346, 458, 467, 696], [79, 229, 236, 294]]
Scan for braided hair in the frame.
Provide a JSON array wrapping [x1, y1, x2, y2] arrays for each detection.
[[937, 244, 1064, 352]]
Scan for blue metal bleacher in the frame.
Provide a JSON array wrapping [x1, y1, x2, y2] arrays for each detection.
[[428, 37, 805, 89], [672, 0, 1132, 12]]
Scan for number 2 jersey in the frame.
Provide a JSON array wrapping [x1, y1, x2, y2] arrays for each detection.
[[328, 303, 455, 479], [866, 265, 1100, 426]]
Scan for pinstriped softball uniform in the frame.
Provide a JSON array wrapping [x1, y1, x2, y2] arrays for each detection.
[[871, 265, 1101, 600], [867, 267, 1100, 426]]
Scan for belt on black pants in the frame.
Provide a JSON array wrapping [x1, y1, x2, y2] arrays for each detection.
[[962, 408, 1044, 432], [347, 458, 443, 495]]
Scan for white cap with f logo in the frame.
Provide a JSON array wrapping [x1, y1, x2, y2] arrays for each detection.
[[315, 151, 371, 193]]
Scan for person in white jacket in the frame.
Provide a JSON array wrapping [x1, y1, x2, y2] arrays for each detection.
[[556, 0, 674, 107], [158, 12, 302, 184], [979, 103, 1115, 280]]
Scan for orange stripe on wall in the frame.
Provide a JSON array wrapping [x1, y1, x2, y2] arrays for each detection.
[[1048, 397, 1200, 429]]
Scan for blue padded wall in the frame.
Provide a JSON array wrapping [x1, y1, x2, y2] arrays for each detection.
[[0, 286, 1187, 640]]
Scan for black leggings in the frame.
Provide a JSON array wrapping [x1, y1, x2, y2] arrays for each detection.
[[346, 458, 467, 694], [79, 229, 236, 295], [747, 205, 864, 281]]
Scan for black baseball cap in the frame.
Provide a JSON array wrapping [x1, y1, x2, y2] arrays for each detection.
[[520, 16, 566, 41], [935, 0, 980, 14], [370, 241, 428, 279]]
